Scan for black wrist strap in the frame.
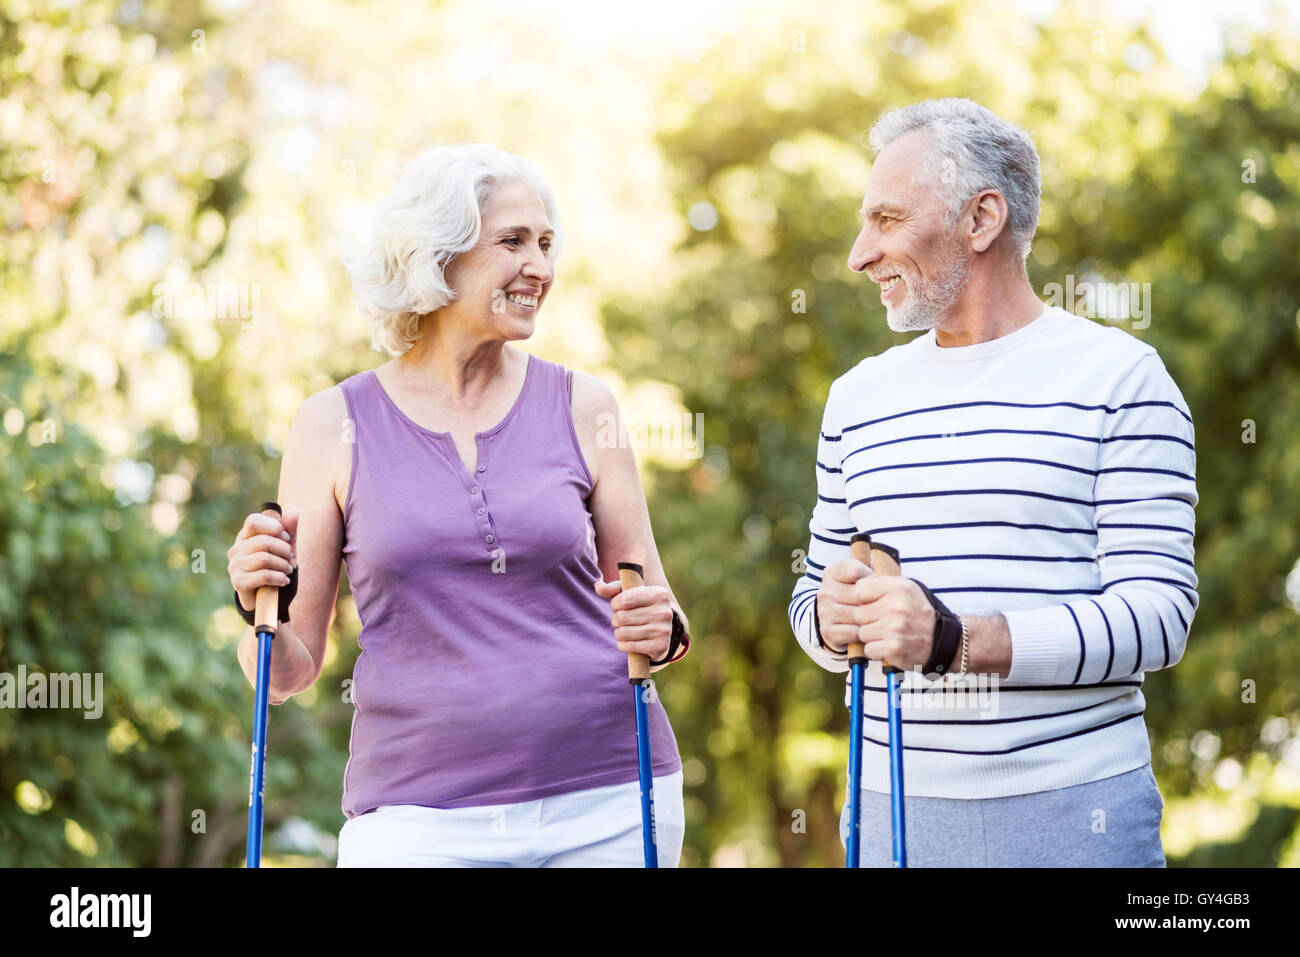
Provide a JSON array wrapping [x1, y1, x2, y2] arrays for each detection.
[[650, 609, 688, 666], [235, 565, 297, 626], [910, 578, 961, 676]]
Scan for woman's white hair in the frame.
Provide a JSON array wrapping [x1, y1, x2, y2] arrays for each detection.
[[346, 143, 563, 357], [868, 98, 1041, 261]]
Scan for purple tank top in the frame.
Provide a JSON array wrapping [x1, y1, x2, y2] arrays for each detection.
[[337, 353, 681, 817]]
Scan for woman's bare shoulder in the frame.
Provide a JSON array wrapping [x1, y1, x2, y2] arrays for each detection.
[[298, 382, 352, 430], [568, 368, 618, 420], [567, 369, 620, 488], [290, 383, 355, 515]]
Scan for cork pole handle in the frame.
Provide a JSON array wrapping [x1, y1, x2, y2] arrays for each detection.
[[848, 532, 903, 670], [253, 501, 283, 635], [617, 562, 650, 682], [847, 536, 872, 661], [870, 542, 902, 578]]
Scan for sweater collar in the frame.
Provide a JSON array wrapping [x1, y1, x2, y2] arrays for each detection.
[[913, 304, 1060, 363]]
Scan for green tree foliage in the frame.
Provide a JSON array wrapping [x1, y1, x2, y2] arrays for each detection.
[[0, 0, 355, 866], [1100, 30, 1300, 867]]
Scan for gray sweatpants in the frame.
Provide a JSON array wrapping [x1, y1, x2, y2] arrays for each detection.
[[840, 764, 1166, 867]]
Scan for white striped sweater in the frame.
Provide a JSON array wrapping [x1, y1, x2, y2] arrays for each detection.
[[788, 305, 1198, 799]]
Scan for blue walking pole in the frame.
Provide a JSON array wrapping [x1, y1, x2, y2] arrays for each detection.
[[845, 533, 907, 868], [886, 663, 907, 868], [246, 501, 282, 868], [617, 561, 657, 868], [846, 630, 867, 868]]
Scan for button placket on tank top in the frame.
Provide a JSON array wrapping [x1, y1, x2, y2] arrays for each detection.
[[444, 357, 534, 556], [471, 460, 497, 548], [424, 422, 503, 557], [459, 356, 534, 554], [367, 358, 534, 560], [465, 438, 497, 552]]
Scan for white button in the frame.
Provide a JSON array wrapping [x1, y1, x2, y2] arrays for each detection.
[[485, 535, 495, 544], [471, 486, 480, 494], [477, 506, 486, 515], [476, 465, 486, 472]]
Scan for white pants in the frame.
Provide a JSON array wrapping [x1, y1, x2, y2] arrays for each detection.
[[337, 771, 685, 867]]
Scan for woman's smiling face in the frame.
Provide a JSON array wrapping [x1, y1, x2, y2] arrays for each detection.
[[444, 180, 557, 341]]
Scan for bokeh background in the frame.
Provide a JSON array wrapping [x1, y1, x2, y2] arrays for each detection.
[[2, 0, 1298, 867]]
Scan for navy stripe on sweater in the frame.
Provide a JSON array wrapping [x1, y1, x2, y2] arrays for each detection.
[[860, 710, 1146, 755], [841, 398, 1192, 434]]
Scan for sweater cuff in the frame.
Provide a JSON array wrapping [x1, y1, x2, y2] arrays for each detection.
[[1003, 604, 1072, 684]]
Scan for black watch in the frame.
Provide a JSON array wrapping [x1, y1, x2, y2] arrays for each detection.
[[910, 578, 961, 676]]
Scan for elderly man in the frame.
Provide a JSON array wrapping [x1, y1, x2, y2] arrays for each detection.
[[788, 98, 1197, 867]]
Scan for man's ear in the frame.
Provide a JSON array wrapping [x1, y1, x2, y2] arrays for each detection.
[[968, 189, 1010, 253]]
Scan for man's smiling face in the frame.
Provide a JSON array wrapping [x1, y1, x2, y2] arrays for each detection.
[[848, 130, 974, 333]]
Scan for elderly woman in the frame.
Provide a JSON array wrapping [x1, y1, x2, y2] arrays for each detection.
[[226, 144, 689, 867]]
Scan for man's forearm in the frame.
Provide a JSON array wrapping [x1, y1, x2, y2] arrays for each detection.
[[953, 613, 1012, 678]]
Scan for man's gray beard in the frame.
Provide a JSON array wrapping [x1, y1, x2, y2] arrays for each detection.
[[884, 250, 973, 333]]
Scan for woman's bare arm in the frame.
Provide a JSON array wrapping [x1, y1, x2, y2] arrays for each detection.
[[234, 387, 348, 702], [571, 371, 689, 670]]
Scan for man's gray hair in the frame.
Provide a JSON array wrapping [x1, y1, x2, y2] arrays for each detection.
[[868, 98, 1041, 260]]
